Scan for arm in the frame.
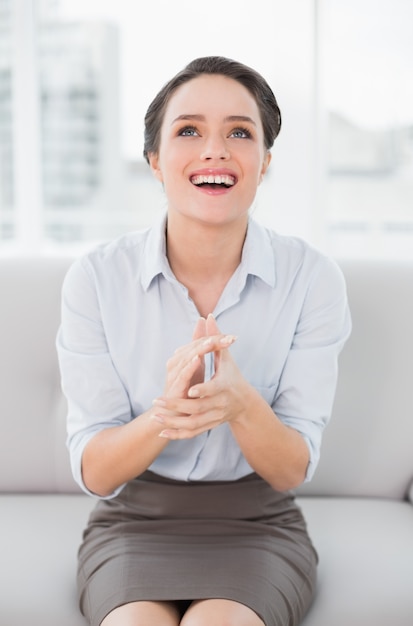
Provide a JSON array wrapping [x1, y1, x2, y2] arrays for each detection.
[[152, 258, 351, 491], [61, 296, 234, 497], [81, 410, 169, 498], [82, 320, 239, 497], [152, 315, 309, 491], [57, 260, 237, 498], [81, 320, 205, 497]]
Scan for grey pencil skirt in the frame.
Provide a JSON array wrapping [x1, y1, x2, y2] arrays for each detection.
[[77, 471, 318, 626]]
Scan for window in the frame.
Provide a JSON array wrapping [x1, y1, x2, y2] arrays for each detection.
[[321, 0, 413, 259], [0, 0, 317, 252], [0, 0, 13, 239], [0, 0, 412, 259]]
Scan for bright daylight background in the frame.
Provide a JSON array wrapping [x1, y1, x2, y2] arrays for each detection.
[[0, 0, 412, 259]]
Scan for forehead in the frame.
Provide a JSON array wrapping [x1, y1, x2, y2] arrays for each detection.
[[163, 74, 262, 124]]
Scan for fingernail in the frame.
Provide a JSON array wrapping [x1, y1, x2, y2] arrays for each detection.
[[203, 338, 213, 346], [220, 335, 238, 345], [159, 430, 171, 438], [151, 414, 165, 424], [188, 387, 200, 398], [152, 398, 167, 407]]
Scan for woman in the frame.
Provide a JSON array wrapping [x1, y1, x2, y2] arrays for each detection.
[[57, 56, 351, 626]]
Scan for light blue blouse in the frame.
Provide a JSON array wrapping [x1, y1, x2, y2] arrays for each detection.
[[56, 215, 351, 498]]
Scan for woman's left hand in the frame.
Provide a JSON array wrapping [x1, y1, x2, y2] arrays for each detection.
[[152, 315, 250, 439]]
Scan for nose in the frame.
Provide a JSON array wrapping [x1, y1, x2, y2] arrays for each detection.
[[200, 134, 230, 161]]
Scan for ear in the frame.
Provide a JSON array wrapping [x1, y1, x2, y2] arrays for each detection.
[[259, 150, 272, 184], [148, 152, 163, 183]]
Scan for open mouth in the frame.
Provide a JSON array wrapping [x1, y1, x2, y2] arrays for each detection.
[[190, 174, 236, 189]]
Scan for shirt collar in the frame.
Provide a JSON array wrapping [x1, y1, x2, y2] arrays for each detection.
[[241, 218, 276, 288], [140, 214, 276, 291], [141, 214, 170, 291]]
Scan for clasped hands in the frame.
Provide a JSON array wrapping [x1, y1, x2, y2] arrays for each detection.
[[151, 314, 247, 439]]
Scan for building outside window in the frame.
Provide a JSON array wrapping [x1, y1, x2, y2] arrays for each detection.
[[0, 0, 13, 239], [323, 0, 413, 259], [0, 0, 412, 259]]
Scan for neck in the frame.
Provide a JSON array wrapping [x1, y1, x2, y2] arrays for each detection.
[[165, 215, 248, 284]]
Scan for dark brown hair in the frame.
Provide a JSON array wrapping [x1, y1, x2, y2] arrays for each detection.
[[143, 56, 282, 163]]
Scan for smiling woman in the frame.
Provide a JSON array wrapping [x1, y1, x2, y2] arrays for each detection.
[[145, 59, 276, 236], [56, 56, 351, 626]]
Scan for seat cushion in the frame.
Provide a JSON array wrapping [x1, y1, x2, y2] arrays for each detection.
[[0, 494, 94, 626], [1, 494, 412, 625], [298, 497, 413, 626]]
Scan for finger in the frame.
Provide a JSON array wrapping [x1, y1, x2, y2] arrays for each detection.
[[153, 393, 225, 427], [153, 395, 209, 413], [188, 345, 236, 399], [188, 376, 221, 398], [166, 354, 201, 397], [206, 315, 230, 371], [206, 313, 221, 336], [157, 412, 223, 439], [188, 318, 207, 387], [159, 425, 212, 440], [192, 317, 207, 341], [170, 337, 235, 375], [172, 320, 207, 359], [200, 334, 237, 352]]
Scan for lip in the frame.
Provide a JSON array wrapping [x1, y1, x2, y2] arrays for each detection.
[[189, 168, 238, 182]]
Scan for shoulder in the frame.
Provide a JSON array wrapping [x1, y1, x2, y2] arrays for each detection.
[[252, 220, 345, 291], [256, 226, 351, 345], [85, 228, 151, 274], [64, 228, 152, 289]]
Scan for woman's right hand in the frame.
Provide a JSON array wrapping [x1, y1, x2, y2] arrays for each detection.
[[82, 317, 235, 497]]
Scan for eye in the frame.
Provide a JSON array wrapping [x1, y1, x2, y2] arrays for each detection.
[[230, 127, 252, 139], [178, 126, 199, 137]]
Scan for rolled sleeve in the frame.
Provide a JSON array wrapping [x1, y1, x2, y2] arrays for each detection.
[[56, 258, 132, 497], [274, 257, 352, 481]]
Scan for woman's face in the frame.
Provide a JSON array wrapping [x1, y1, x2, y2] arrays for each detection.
[[149, 74, 271, 228]]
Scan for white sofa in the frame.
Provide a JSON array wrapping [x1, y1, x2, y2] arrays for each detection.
[[0, 257, 412, 626]]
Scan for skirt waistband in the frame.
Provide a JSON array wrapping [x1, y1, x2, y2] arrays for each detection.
[[89, 470, 298, 528]]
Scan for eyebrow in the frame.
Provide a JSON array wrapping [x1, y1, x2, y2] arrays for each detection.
[[171, 114, 257, 126]]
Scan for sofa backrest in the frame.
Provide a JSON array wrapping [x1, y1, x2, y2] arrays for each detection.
[[297, 260, 413, 500], [0, 257, 77, 493], [0, 257, 412, 498]]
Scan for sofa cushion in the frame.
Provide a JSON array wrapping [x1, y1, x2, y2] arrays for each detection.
[[299, 497, 413, 626], [1, 494, 412, 626], [0, 494, 93, 626]]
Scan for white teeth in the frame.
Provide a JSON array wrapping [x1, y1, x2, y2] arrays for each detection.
[[191, 174, 235, 186]]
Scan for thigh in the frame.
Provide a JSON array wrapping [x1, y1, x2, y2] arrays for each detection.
[[181, 599, 265, 626], [101, 600, 181, 626]]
